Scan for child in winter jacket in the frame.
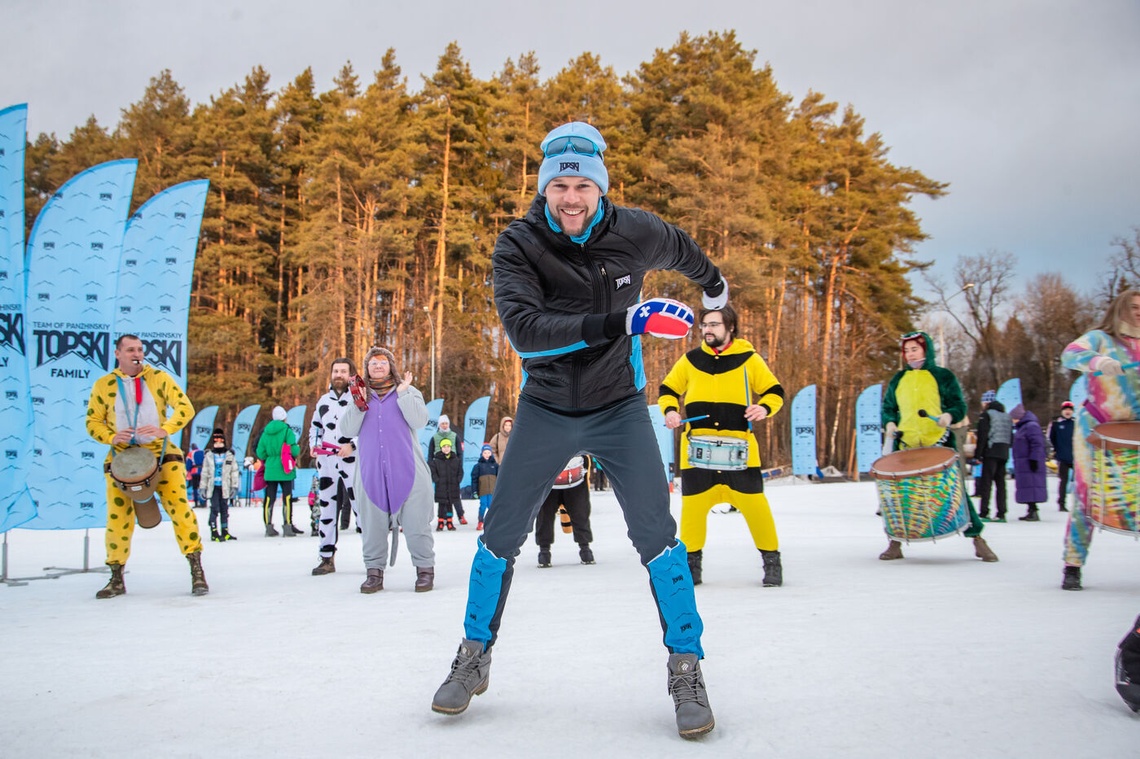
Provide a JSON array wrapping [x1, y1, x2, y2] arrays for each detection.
[[430, 438, 464, 530], [470, 444, 499, 530]]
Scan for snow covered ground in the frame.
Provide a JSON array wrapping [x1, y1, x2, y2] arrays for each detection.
[[1, 477, 1137, 758]]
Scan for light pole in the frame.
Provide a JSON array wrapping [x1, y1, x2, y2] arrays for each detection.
[[423, 306, 436, 399], [938, 282, 975, 368]]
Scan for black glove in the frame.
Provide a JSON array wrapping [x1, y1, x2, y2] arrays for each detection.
[[1029, 460, 1038, 472]]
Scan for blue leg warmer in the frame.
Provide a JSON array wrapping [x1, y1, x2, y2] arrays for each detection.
[[647, 541, 704, 657], [463, 538, 509, 644]]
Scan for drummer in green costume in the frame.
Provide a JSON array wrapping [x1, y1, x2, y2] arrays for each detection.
[[878, 331, 998, 562]]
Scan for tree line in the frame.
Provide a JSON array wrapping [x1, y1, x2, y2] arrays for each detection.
[[24, 31, 955, 470]]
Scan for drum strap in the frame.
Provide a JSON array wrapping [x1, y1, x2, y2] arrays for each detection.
[[116, 376, 144, 445]]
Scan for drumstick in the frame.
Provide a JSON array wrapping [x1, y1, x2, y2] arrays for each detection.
[[1092, 360, 1140, 377], [674, 414, 710, 426], [744, 369, 752, 432]]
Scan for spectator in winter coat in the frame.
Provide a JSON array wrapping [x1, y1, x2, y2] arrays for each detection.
[[470, 444, 499, 530], [187, 443, 203, 507], [428, 414, 461, 459], [1058, 288, 1140, 590], [1048, 401, 1075, 512], [255, 406, 301, 537], [201, 428, 240, 541], [975, 391, 1012, 521], [1010, 405, 1048, 521], [488, 416, 513, 464], [430, 438, 464, 530]]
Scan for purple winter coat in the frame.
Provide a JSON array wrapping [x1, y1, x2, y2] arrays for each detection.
[[1012, 410, 1048, 504]]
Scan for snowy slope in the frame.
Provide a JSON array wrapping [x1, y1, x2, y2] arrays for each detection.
[[1, 478, 1137, 758]]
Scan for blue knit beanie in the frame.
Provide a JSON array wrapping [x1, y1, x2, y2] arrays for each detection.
[[981, 390, 996, 404], [538, 122, 609, 196]]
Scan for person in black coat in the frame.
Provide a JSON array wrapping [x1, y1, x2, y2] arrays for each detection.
[[1048, 400, 1076, 512], [975, 391, 1012, 521], [430, 438, 463, 530]]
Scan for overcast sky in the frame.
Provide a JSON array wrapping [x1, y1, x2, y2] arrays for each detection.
[[4, 0, 1137, 303]]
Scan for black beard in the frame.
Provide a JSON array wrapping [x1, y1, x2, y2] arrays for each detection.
[[704, 334, 727, 349], [212, 444, 226, 452]]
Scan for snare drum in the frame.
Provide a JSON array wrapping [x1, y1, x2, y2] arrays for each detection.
[[687, 436, 749, 471], [1086, 421, 1140, 536], [870, 446, 968, 541], [110, 446, 162, 529], [553, 456, 586, 489]]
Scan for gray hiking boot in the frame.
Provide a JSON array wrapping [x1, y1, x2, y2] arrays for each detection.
[[432, 638, 491, 715], [667, 653, 715, 738]]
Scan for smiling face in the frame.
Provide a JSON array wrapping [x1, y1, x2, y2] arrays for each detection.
[[367, 355, 391, 381], [700, 314, 730, 349], [544, 176, 601, 237]]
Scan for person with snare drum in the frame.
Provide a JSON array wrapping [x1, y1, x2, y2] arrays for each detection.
[[1058, 288, 1140, 590], [660, 304, 786, 588], [877, 331, 998, 563], [86, 334, 207, 598]]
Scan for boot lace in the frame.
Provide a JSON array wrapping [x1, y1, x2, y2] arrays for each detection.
[[669, 666, 709, 707], [445, 646, 487, 687]]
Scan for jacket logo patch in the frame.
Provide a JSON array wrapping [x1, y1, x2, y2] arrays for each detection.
[[614, 274, 632, 290]]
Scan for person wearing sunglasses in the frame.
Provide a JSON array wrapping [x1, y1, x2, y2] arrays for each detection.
[[432, 121, 725, 739]]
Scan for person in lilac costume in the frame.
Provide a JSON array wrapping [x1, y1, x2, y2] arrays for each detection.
[[340, 347, 436, 593]]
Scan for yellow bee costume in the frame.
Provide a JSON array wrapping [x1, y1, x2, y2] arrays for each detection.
[[658, 338, 785, 555], [86, 364, 201, 565]]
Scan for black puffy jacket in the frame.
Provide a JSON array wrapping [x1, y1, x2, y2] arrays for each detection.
[[493, 195, 721, 410]]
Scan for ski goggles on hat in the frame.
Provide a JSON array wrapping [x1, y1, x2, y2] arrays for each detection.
[[543, 135, 601, 158], [900, 331, 924, 342]]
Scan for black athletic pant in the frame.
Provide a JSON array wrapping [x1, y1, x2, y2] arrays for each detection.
[[976, 457, 1008, 518], [534, 480, 593, 548]]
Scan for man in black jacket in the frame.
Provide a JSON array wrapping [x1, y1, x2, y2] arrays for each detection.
[[431, 121, 724, 739], [975, 390, 1012, 521], [1048, 400, 1075, 512]]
